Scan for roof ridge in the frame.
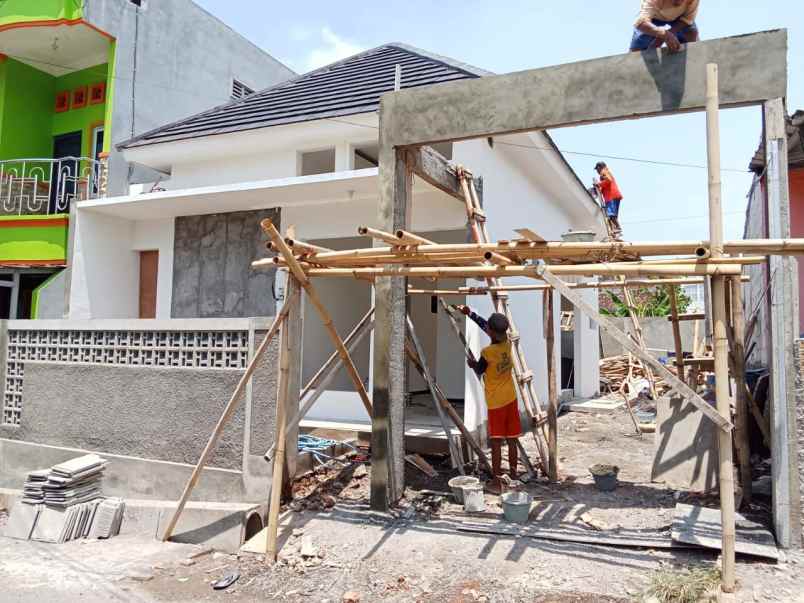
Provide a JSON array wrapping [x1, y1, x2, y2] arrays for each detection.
[[386, 42, 494, 77]]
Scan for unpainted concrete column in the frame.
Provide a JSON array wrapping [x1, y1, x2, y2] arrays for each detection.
[[371, 143, 411, 510]]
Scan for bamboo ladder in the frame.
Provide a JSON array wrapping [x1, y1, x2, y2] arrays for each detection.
[[457, 168, 549, 472]]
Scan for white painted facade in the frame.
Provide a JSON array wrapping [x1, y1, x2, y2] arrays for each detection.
[[72, 111, 606, 433]]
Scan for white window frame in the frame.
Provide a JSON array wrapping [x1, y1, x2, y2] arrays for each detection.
[[91, 125, 105, 162]]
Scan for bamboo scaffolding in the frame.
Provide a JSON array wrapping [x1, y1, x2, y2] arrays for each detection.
[[285, 238, 333, 255], [543, 290, 558, 482], [161, 287, 297, 543], [667, 285, 686, 381], [358, 225, 405, 246], [262, 219, 373, 416], [286, 263, 744, 279], [396, 229, 434, 245], [407, 276, 749, 296], [729, 276, 752, 504], [252, 239, 804, 268]]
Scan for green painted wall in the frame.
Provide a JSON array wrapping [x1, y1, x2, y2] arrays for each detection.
[[0, 60, 108, 161], [0, 215, 68, 263], [0, 0, 82, 27], [52, 64, 109, 157], [0, 58, 54, 160]]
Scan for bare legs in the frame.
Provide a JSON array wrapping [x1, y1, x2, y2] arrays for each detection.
[[490, 438, 520, 485]]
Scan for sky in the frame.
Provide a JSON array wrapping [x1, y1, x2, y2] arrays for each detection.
[[195, 1, 803, 242]]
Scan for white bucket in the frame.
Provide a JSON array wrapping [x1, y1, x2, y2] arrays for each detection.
[[462, 484, 485, 512], [448, 476, 479, 503], [501, 491, 532, 524]]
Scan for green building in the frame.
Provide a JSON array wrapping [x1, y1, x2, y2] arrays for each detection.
[[0, 0, 293, 318]]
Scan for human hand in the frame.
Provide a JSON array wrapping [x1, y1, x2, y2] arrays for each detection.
[[467, 357, 477, 369], [456, 305, 471, 316], [664, 31, 682, 52]]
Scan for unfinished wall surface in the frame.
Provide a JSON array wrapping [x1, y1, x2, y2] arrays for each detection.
[[172, 208, 279, 318], [798, 339, 804, 542], [34, 271, 66, 319], [83, 0, 294, 195], [600, 317, 697, 358], [7, 362, 247, 469]]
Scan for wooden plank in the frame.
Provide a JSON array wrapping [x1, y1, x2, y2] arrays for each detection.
[[160, 291, 295, 543], [409, 145, 464, 200], [672, 504, 779, 560], [667, 313, 706, 322], [514, 228, 546, 243], [537, 265, 732, 432], [729, 277, 752, 504]]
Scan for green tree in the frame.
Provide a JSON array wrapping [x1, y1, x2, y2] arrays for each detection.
[[599, 286, 692, 318]]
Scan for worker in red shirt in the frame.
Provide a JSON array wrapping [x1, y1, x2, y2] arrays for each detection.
[[594, 162, 623, 239]]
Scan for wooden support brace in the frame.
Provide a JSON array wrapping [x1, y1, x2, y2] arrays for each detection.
[[667, 313, 706, 322], [161, 288, 297, 543], [263, 219, 373, 415], [536, 264, 732, 432]]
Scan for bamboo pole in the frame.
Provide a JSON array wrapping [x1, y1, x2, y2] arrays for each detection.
[[265, 279, 298, 562], [253, 239, 804, 267], [403, 340, 496, 476], [265, 311, 375, 462], [286, 238, 333, 255], [667, 285, 686, 381], [705, 63, 736, 595], [358, 225, 404, 246], [406, 316, 465, 472], [621, 278, 658, 398], [287, 263, 744, 279], [396, 229, 434, 245], [537, 265, 732, 431], [730, 276, 752, 504], [262, 219, 373, 415], [406, 276, 750, 296], [161, 291, 296, 543], [543, 290, 558, 482]]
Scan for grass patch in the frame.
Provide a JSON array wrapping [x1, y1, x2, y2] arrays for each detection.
[[644, 566, 721, 603]]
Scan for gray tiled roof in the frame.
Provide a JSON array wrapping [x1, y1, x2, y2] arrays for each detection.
[[749, 110, 804, 172], [119, 43, 489, 150]]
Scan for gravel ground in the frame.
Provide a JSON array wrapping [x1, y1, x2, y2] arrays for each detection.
[[2, 408, 803, 602]]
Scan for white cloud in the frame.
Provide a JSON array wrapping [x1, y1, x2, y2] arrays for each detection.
[[298, 27, 365, 72]]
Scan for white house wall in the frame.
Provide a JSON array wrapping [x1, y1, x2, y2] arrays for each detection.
[[131, 219, 175, 319], [69, 212, 138, 319]]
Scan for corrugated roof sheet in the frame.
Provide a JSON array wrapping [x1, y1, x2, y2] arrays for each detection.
[[119, 43, 489, 150]]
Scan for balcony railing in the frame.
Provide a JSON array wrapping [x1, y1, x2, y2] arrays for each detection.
[[0, 157, 105, 217]]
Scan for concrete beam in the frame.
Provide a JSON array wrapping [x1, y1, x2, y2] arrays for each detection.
[[410, 145, 464, 201], [379, 30, 787, 148]]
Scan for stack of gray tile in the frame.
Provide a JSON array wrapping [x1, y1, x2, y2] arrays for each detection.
[[42, 454, 107, 507], [4, 454, 124, 543]]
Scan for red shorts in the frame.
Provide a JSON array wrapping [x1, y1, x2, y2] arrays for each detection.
[[488, 401, 522, 439]]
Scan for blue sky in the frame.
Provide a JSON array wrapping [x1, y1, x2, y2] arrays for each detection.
[[196, 1, 803, 241]]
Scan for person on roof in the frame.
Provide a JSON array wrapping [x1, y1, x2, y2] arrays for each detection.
[[594, 162, 623, 240], [630, 0, 700, 53]]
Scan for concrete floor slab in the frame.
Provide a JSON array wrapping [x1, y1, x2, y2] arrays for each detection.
[[3, 502, 40, 540]]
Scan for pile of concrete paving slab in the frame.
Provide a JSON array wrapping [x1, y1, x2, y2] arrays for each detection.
[[4, 454, 126, 543]]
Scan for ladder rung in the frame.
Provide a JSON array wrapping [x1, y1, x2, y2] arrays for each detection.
[[518, 370, 534, 384], [471, 208, 486, 220], [508, 331, 520, 341]]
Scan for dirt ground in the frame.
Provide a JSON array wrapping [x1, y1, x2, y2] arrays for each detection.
[[2, 408, 804, 602]]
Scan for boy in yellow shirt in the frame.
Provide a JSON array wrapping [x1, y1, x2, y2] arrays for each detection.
[[458, 305, 522, 493]]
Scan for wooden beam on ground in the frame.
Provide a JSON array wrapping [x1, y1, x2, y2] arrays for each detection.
[[536, 265, 732, 432], [266, 279, 299, 562], [161, 291, 296, 543], [409, 144, 465, 201], [262, 219, 373, 416]]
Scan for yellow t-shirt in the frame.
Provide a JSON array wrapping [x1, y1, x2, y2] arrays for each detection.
[[480, 341, 517, 410], [635, 0, 699, 27]]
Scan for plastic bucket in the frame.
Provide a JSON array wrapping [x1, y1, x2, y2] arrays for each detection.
[[501, 491, 532, 524], [448, 476, 479, 503], [463, 484, 485, 512], [589, 464, 619, 492]]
